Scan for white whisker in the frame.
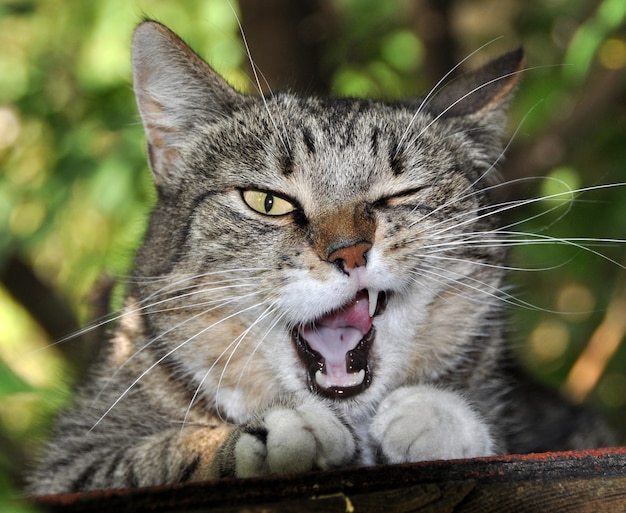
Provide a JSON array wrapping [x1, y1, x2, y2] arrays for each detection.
[[419, 253, 572, 273], [227, 0, 290, 154], [395, 37, 504, 156], [415, 262, 554, 312], [181, 298, 280, 427], [422, 183, 626, 241], [409, 64, 558, 149], [40, 269, 270, 352], [90, 297, 270, 432], [213, 300, 284, 422], [92, 287, 270, 406]]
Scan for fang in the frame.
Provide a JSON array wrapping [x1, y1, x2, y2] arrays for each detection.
[[368, 289, 379, 317]]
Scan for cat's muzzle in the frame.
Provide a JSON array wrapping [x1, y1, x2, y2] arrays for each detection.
[[293, 290, 388, 400]]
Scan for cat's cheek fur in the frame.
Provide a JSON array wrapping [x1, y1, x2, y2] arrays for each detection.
[[369, 385, 496, 463], [223, 402, 357, 477]]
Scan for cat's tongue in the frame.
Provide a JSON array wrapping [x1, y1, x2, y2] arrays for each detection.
[[301, 291, 372, 385]]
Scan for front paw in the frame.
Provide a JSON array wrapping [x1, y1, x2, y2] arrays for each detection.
[[370, 386, 495, 463], [223, 402, 356, 477]]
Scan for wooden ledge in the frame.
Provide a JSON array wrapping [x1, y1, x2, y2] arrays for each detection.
[[30, 447, 626, 513]]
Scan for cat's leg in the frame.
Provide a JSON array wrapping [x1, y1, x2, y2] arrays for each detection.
[[31, 400, 355, 492], [29, 424, 234, 493], [217, 400, 356, 477], [370, 385, 496, 463]]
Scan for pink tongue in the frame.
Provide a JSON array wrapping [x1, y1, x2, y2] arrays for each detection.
[[316, 292, 372, 333], [301, 292, 372, 379]]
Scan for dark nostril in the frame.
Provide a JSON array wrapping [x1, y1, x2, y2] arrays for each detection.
[[328, 242, 372, 270]]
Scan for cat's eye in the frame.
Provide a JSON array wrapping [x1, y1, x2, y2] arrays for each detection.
[[242, 190, 296, 216], [374, 187, 431, 209]]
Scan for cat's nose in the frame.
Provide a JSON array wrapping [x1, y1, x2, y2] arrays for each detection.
[[328, 242, 372, 270]]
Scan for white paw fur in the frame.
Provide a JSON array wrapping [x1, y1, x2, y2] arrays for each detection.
[[370, 385, 496, 463], [233, 402, 356, 477]]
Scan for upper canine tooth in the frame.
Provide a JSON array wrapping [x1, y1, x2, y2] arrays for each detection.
[[368, 289, 378, 317]]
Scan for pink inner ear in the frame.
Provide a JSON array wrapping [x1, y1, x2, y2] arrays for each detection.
[[143, 120, 183, 184]]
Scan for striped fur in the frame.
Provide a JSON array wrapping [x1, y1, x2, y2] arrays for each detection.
[[29, 21, 614, 495]]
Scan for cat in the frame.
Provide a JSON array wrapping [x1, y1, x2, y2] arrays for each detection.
[[28, 19, 615, 495]]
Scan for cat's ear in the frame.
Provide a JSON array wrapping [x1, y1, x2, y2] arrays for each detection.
[[429, 48, 525, 122], [131, 20, 243, 187]]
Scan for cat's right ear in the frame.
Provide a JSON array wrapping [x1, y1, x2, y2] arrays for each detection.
[[131, 20, 243, 187]]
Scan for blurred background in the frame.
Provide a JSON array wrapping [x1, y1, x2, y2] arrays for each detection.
[[0, 0, 624, 507]]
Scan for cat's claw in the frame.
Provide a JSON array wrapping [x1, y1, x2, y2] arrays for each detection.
[[231, 402, 356, 477], [370, 385, 496, 463]]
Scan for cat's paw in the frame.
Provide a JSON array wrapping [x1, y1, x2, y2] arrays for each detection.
[[226, 402, 356, 477], [370, 385, 495, 463]]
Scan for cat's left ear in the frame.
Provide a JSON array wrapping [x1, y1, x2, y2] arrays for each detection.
[[131, 20, 244, 188], [428, 48, 525, 124]]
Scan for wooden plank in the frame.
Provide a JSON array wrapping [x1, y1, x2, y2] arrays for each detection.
[[29, 448, 626, 513]]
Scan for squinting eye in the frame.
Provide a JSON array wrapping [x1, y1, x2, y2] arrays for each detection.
[[242, 190, 295, 216]]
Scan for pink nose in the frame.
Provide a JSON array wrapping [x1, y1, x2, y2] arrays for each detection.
[[328, 242, 372, 269]]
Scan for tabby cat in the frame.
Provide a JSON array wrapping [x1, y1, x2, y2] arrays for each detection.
[[29, 20, 614, 494]]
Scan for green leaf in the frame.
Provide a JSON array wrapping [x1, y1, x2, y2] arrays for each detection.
[[0, 359, 34, 398]]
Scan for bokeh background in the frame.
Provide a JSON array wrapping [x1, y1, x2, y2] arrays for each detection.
[[0, 0, 625, 508]]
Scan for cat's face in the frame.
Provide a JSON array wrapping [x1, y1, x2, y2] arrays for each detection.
[[129, 22, 521, 421]]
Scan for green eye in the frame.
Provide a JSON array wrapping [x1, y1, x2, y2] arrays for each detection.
[[242, 190, 295, 216]]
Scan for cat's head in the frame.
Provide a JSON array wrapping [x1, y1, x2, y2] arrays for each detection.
[[129, 20, 523, 421]]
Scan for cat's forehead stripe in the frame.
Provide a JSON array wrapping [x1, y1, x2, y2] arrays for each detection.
[[370, 126, 381, 156], [280, 150, 294, 177], [301, 126, 316, 155], [388, 141, 406, 176]]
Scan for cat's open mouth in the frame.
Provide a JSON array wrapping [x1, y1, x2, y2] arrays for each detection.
[[294, 290, 388, 399]]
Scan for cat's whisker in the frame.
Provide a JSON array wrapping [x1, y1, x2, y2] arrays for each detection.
[[228, 0, 291, 154], [86, 280, 256, 339], [415, 262, 552, 312], [408, 62, 560, 151], [408, 67, 524, 148], [137, 284, 259, 315], [235, 307, 289, 394], [90, 297, 273, 432], [478, 177, 623, 230], [426, 97, 544, 214], [41, 269, 270, 353], [406, 174, 550, 231], [407, 266, 510, 314], [132, 268, 265, 296], [180, 296, 280, 426], [419, 227, 625, 268], [214, 301, 285, 423], [425, 231, 626, 248], [419, 253, 572, 273], [423, 182, 626, 240], [500, 232, 626, 269], [460, 99, 544, 191], [395, 37, 504, 156], [91, 288, 270, 407]]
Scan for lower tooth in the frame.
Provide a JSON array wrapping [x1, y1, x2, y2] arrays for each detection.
[[315, 369, 365, 389], [352, 369, 365, 386], [315, 370, 329, 388]]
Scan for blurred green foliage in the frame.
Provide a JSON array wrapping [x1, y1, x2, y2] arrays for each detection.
[[0, 0, 624, 506]]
